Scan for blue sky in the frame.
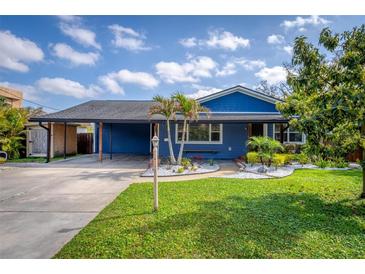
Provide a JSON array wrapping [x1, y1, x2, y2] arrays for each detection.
[[0, 15, 364, 111]]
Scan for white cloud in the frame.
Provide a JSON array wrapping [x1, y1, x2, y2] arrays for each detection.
[[57, 15, 82, 23], [283, 45, 293, 55], [108, 24, 150, 52], [99, 69, 159, 94], [0, 30, 44, 73], [205, 30, 250, 51], [179, 37, 197, 48], [51, 43, 99, 66], [234, 58, 266, 71], [281, 15, 330, 30], [216, 62, 236, 77], [99, 75, 125, 95], [116, 70, 159, 88], [155, 56, 217, 84], [0, 81, 40, 101], [36, 77, 101, 99], [188, 86, 221, 99], [267, 34, 285, 45], [255, 66, 287, 85], [60, 23, 101, 50], [179, 29, 250, 51]]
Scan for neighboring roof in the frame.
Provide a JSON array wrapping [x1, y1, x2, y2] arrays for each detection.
[[197, 85, 283, 104], [0, 86, 23, 100]]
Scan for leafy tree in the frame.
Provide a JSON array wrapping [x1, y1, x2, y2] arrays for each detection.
[[173, 93, 210, 165], [0, 103, 28, 159], [277, 25, 365, 197], [247, 136, 283, 167], [149, 95, 177, 164]]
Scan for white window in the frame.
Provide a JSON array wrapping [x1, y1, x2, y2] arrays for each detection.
[[176, 123, 223, 144], [273, 123, 305, 144]]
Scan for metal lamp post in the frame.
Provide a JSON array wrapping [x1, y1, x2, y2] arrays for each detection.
[[151, 135, 159, 211]]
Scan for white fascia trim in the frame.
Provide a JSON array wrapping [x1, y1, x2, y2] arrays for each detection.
[[198, 86, 279, 105], [175, 123, 223, 145]]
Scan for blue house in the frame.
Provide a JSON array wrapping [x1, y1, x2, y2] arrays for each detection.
[[31, 85, 305, 161]]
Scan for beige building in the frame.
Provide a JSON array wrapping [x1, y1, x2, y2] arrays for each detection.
[[0, 86, 23, 108], [26, 123, 78, 158]]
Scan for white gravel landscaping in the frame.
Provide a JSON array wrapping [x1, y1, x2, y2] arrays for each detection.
[[141, 163, 220, 177], [219, 163, 358, 180]]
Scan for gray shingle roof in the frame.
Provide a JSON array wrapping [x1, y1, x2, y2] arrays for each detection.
[[30, 100, 289, 123], [30, 100, 157, 123]]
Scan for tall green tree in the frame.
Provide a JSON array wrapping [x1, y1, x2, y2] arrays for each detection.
[[173, 93, 210, 165], [0, 103, 28, 159], [277, 25, 365, 198], [149, 95, 177, 164]]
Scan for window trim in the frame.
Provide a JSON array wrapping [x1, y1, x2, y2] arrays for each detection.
[[175, 123, 223, 145], [272, 123, 306, 144]]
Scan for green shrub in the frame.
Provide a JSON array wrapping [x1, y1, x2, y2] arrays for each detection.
[[283, 143, 296, 153], [295, 152, 310, 165], [273, 154, 286, 167], [315, 158, 330, 168], [190, 165, 198, 171], [177, 167, 184, 173], [0, 157, 6, 164], [247, 136, 284, 167], [332, 157, 349, 168], [314, 157, 348, 168], [181, 157, 192, 170], [281, 153, 295, 164], [246, 152, 259, 165]]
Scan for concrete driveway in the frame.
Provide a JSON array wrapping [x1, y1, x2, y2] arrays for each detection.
[[0, 154, 148, 258]]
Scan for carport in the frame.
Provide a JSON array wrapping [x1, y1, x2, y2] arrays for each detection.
[[29, 100, 162, 163]]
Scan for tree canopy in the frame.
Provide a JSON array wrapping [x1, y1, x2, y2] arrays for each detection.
[[277, 25, 365, 160]]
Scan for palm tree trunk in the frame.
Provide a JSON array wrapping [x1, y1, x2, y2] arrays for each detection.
[[177, 119, 187, 165], [166, 119, 176, 164]]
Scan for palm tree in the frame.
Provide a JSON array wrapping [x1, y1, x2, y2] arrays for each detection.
[[173, 93, 210, 165], [247, 136, 283, 166], [149, 95, 177, 164]]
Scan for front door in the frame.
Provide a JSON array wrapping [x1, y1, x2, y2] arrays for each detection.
[[251, 123, 264, 137]]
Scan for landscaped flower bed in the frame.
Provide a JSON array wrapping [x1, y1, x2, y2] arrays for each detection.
[[141, 161, 220, 177], [222, 162, 358, 180]]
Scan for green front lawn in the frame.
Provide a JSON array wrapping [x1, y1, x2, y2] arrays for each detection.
[[55, 169, 365, 259]]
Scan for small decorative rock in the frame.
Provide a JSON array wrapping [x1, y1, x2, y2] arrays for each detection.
[[257, 165, 268, 173]]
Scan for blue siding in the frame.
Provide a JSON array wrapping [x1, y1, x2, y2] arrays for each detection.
[[92, 89, 282, 159], [202, 91, 278, 112], [159, 121, 249, 159], [95, 123, 150, 155]]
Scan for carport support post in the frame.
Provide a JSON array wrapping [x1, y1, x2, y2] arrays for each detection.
[[99, 122, 103, 162], [39, 122, 51, 163], [63, 122, 67, 159]]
